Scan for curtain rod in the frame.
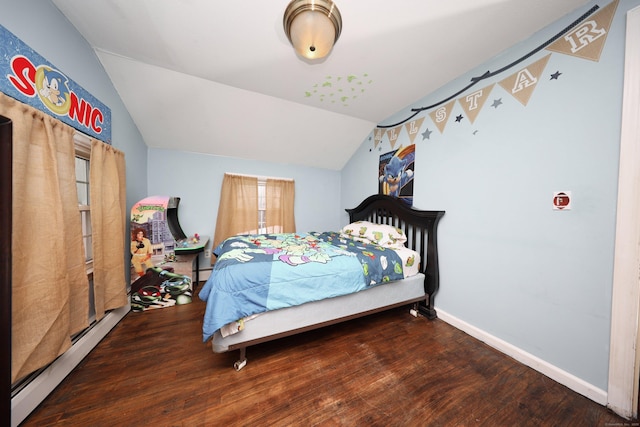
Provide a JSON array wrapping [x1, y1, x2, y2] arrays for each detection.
[[225, 172, 294, 182]]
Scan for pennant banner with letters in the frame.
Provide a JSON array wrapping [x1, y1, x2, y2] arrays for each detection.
[[373, 0, 619, 144]]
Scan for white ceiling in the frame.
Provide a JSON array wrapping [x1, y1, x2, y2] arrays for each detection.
[[52, 0, 590, 170]]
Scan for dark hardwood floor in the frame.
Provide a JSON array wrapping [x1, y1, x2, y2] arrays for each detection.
[[22, 295, 635, 426]]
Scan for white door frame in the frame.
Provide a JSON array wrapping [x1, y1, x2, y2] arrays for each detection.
[[607, 5, 640, 419]]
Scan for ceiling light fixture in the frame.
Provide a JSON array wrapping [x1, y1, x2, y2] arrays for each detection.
[[283, 0, 342, 60]]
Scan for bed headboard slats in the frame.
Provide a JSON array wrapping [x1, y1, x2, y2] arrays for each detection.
[[346, 194, 445, 318]]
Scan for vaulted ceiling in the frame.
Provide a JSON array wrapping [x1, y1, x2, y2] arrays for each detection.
[[52, 0, 590, 170]]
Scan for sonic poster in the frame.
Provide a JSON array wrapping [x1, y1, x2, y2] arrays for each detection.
[[0, 25, 111, 143], [379, 144, 415, 206]]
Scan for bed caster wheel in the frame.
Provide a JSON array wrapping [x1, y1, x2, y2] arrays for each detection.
[[234, 359, 247, 371]]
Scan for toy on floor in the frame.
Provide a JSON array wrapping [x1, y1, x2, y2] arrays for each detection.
[[130, 266, 192, 312]]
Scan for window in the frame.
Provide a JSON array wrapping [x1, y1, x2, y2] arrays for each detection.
[[74, 134, 93, 274], [74, 134, 98, 325], [212, 173, 296, 251], [258, 178, 266, 233]]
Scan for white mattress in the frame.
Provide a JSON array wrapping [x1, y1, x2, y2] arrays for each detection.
[[211, 272, 425, 353]]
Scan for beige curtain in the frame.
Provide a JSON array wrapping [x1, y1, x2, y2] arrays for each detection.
[[266, 179, 296, 233], [91, 140, 127, 320], [211, 174, 258, 263], [1, 93, 89, 383]]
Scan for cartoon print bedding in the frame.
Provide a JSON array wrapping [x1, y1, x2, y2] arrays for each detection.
[[198, 230, 419, 342]]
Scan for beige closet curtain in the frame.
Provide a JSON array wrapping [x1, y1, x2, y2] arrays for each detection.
[[266, 178, 296, 233], [2, 92, 128, 383], [91, 139, 127, 320], [1, 93, 88, 383], [211, 174, 258, 259]]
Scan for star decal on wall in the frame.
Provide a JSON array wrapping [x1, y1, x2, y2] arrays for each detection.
[[421, 128, 433, 140], [491, 98, 503, 108], [455, 114, 464, 123], [550, 71, 562, 80]]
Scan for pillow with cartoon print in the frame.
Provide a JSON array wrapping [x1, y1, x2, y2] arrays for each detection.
[[340, 221, 407, 249]]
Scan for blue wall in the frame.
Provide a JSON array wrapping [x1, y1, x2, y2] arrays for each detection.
[[340, 0, 637, 391]]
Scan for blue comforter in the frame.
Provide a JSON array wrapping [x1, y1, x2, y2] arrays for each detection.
[[198, 231, 405, 342]]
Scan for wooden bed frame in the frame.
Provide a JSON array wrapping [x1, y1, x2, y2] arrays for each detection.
[[346, 194, 445, 319], [211, 194, 445, 370]]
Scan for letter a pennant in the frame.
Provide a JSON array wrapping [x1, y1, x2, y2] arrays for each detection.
[[546, 0, 618, 62], [373, 127, 385, 149], [498, 54, 551, 106]]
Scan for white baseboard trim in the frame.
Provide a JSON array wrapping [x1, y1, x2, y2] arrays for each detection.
[[11, 303, 130, 427], [436, 308, 608, 406]]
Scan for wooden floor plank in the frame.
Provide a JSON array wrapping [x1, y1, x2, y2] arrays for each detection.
[[21, 297, 635, 426]]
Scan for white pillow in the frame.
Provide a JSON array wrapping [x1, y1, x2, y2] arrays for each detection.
[[340, 221, 407, 249]]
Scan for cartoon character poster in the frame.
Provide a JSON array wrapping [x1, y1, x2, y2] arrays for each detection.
[[0, 24, 111, 143], [379, 144, 415, 206]]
